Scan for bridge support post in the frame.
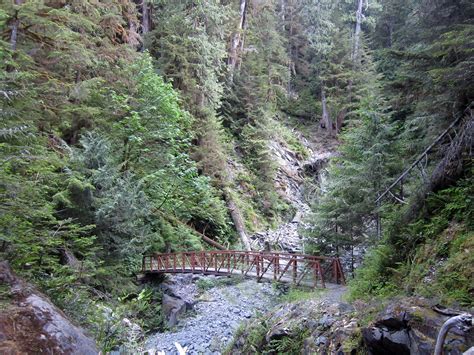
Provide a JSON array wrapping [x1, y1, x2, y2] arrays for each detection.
[[292, 257, 297, 284], [273, 256, 278, 280], [336, 258, 345, 285], [256, 254, 260, 279], [214, 253, 218, 274], [319, 262, 326, 288], [313, 262, 317, 288], [201, 252, 205, 274]]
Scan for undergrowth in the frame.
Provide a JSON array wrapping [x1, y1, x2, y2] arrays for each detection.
[[349, 174, 473, 307], [196, 275, 245, 292], [278, 285, 325, 303]]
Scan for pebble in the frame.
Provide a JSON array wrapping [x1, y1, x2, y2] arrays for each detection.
[[146, 278, 280, 354]]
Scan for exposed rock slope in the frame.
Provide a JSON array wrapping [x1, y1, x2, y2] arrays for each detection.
[[0, 261, 98, 355], [250, 128, 338, 253]]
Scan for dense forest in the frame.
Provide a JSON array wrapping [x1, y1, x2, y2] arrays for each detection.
[[1, 0, 472, 352]]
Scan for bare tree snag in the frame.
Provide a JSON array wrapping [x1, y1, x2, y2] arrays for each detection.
[[352, 0, 364, 63], [141, 0, 150, 34], [228, 0, 247, 73], [10, 0, 23, 51], [320, 87, 333, 135]]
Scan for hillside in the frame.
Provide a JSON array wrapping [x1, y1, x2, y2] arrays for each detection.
[[0, 0, 473, 353]]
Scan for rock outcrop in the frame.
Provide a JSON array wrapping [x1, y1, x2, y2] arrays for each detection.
[[230, 296, 473, 355], [0, 261, 98, 355], [229, 294, 358, 354], [250, 133, 337, 254], [160, 274, 198, 327], [362, 298, 473, 355]]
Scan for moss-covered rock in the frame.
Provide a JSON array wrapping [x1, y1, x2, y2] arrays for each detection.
[[228, 295, 473, 355]]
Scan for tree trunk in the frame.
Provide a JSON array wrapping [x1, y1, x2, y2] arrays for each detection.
[[286, 0, 294, 96], [376, 200, 381, 239], [352, 0, 364, 63], [350, 227, 354, 276], [142, 0, 150, 34], [10, 0, 22, 51], [228, 0, 247, 72], [224, 187, 252, 251], [280, 0, 286, 24], [320, 87, 333, 134], [336, 108, 346, 133], [387, 21, 393, 48]]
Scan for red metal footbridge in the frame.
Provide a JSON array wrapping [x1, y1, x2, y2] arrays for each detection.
[[142, 250, 345, 288]]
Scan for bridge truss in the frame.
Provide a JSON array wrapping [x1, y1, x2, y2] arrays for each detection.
[[142, 250, 345, 288]]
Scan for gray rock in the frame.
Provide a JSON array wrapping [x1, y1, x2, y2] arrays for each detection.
[[147, 278, 280, 353], [0, 261, 98, 355], [362, 298, 473, 355], [162, 294, 187, 327], [319, 314, 335, 328], [315, 335, 328, 346], [362, 327, 410, 355]]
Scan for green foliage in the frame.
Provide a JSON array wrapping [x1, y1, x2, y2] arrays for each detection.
[[1, 0, 473, 349], [348, 244, 399, 300], [240, 317, 269, 354], [1, 1, 233, 349], [305, 97, 401, 259], [349, 175, 473, 306], [267, 327, 310, 354], [220, 0, 291, 222], [196, 275, 244, 292], [279, 287, 325, 303]]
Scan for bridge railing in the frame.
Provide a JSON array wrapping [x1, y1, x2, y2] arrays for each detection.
[[142, 250, 345, 288]]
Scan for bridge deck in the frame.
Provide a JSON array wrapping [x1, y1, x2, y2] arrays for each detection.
[[142, 250, 345, 288]]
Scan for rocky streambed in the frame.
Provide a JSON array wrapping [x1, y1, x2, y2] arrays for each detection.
[[147, 273, 473, 355], [146, 275, 281, 354]]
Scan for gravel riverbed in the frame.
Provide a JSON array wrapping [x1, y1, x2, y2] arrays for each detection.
[[146, 276, 281, 354]]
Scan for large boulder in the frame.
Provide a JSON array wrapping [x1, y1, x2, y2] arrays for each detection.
[[362, 298, 473, 355], [160, 274, 198, 327], [0, 261, 98, 354], [162, 293, 188, 327]]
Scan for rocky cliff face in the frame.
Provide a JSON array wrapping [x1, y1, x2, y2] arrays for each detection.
[[250, 129, 338, 253], [0, 261, 98, 355], [229, 296, 473, 354]]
